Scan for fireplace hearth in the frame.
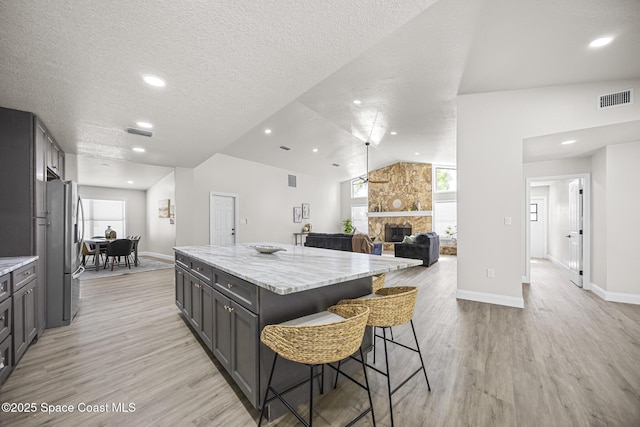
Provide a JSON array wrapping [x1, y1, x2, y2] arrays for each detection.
[[385, 224, 412, 242]]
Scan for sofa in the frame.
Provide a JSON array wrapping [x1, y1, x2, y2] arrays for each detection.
[[304, 232, 382, 255], [394, 232, 440, 266]]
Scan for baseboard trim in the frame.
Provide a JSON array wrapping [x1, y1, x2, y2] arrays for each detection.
[[139, 251, 174, 261], [590, 283, 640, 305], [547, 254, 569, 271], [456, 289, 524, 309]]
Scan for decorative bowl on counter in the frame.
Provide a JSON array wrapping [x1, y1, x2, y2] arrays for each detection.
[[251, 245, 287, 254]]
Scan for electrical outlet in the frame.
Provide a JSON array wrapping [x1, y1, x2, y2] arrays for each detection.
[[487, 268, 495, 278], [504, 217, 512, 225]]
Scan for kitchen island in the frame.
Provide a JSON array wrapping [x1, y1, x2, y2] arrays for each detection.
[[173, 243, 422, 417]]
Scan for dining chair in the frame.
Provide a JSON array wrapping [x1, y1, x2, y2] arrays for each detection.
[[81, 241, 100, 267], [104, 239, 134, 270]]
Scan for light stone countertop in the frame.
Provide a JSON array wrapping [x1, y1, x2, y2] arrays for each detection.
[[0, 256, 39, 276], [174, 243, 422, 295]]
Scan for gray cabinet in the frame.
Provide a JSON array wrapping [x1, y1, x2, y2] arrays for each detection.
[[211, 288, 258, 404], [176, 255, 259, 407], [12, 276, 37, 364], [175, 266, 187, 312], [34, 120, 47, 218], [0, 276, 11, 384], [35, 218, 47, 337]]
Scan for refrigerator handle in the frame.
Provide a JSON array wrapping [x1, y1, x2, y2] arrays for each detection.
[[72, 265, 85, 279]]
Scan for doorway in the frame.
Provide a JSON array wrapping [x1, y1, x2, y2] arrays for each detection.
[[210, 192, 238, 245], [524, 174, 590, 290]]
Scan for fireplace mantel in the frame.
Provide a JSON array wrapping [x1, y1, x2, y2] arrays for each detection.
[[368, 211, 433, 217]]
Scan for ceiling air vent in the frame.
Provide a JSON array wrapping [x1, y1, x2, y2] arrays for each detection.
[[598, 89, 634, 110], [125, 127, 153, 137], [280, 145, 291, 151]]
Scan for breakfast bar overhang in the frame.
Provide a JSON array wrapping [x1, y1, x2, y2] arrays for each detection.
[[173, 243, 422, 419]]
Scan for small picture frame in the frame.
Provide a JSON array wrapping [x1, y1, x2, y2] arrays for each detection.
[[293, 206, 302, 223], [302, 203, 310, 219]]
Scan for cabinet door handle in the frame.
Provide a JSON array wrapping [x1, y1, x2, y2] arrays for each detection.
[[227, 283, 233, 289], [25, 271, 30, 276], [228, 306, 234, 313], [177, 271, 183, 276], [0, 316, 4, 322]]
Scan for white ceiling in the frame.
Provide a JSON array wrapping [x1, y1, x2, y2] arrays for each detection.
[[1, 0, 639, 189]]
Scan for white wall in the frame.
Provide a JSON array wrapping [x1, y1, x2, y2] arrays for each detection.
[[523, 157, 591, 177], [78, 185, 147, 251], [175, 154, 341, 246], [591, 148, 607, 288], [457, 79, 640, 308], [606, 141, 640, 295], [145, 171, 176, 257]]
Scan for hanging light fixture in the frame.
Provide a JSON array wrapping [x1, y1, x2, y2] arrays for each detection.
[[365, 142, 390, 184]]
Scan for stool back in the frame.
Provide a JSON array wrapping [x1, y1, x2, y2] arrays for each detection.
[[339, 286, 418, 327], [261, 305, 370, 365]]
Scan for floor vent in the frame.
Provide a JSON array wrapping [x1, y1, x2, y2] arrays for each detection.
[[598, 89, 634, 109], [125, 127, 153, 137]]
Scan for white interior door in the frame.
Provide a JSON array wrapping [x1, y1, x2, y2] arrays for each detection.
[[568, 179, 583, 287], [210, 193, 236, 245], [530, 197, 547, 258]]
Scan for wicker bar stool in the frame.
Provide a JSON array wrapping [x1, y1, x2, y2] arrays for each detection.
[[371, 273, 386, 293], [336, 286, 430, 427], [259, 304, 375, 427]]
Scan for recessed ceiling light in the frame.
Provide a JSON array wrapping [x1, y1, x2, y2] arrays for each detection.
[[132, 147, 146, 152], [353, 100, 362, 105], [561, 140, 576, 145], [390, 131, 397, 136], [589, 37, 613, 48], [414, 152, 420, 155], [264, 129, 272, 134], [127, 181, 134, 184], [143, 75, 166, 87], [136, 121, 153, 129], [312, 148, 318, 153]]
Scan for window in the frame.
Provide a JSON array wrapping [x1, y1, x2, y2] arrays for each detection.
[[351, 205, 368, 234], [434, 201, 457, 240], [351, 178, 368, 198], [82, 199, 126, 238], [435, 167, 457, 192]]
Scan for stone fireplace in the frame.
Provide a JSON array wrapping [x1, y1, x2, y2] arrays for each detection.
[[367, 162, 434, 251]]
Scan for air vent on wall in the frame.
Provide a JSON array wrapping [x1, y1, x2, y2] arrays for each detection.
[[598, 89, 634, 109], [125, 127, 153, 137], [288, 174, 297, 187]]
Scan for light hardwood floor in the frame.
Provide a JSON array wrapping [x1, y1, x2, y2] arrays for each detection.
[[1, 256, 639, 426]]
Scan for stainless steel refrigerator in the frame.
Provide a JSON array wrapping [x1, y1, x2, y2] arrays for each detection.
[[46, 180, 85, 327]]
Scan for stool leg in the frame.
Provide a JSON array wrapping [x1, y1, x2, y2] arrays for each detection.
[[320, 364, 325, 395], [333, 360, 341, 389], [309, 365, 314, 427], [382, 327, 394, 427], [359, 347, 376, 426], [410, 320, 431, 391], [258, 353, 279, 427], [373, 327, 377, 364]]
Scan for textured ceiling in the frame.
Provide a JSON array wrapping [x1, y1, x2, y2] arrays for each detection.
[[1, 0, 639, 189]]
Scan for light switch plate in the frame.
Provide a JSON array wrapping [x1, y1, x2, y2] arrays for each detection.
[[504, 217, 512, 225]]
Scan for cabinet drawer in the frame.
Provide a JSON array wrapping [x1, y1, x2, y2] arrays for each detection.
[[0, 273, 9, 303], [12, 262, 37, 292], [175, 252, 189, 269], [0, 335, 12, 385], [214, 271, 258, 313], [191, 260, 213, 284], [0, 297, 11, 344]]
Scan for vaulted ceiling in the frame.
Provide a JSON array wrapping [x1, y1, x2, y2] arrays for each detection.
[[1, 0, 639, 189]]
